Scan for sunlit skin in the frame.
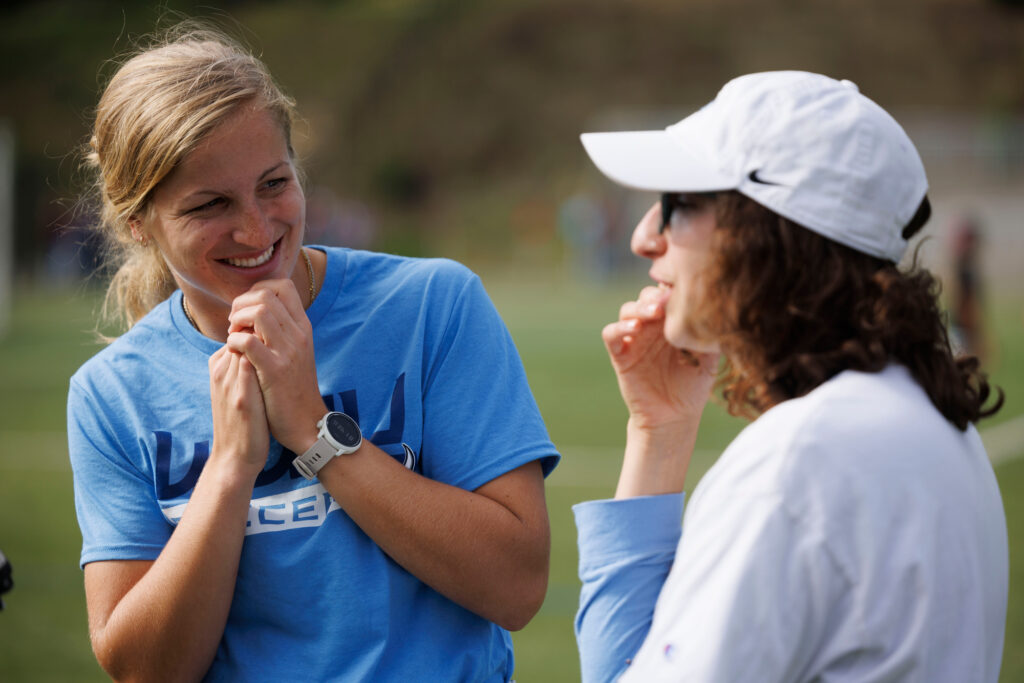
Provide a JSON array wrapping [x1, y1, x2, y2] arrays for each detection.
[[601, 199, 720, 498], [632, 199, 720, 354], [134, 103, 310, 342]]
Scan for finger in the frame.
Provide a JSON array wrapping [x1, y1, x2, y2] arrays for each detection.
[[229, 286, 288, 331], [235, 354, 266, 402], [226, 345, 241, 379], [602, 318, 629, 348], [619, 299, 665, 322], [602, 319, 641, 357], [230, 295, 309, 347], [226, 330, 276, 370], [232, 300, 310, 352], [619, 289, 668, 322], [233, 279, 305, 325], [208, 345, 232, 382], [636, 285, 665, 307], [227, 350, 267, 409], [228, 300, 286, 341]]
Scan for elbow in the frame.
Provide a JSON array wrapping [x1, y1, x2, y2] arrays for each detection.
[[91, 627, 120, 678], [91, 633, 132, 683], [499, 606, 541, 633], [495, 564, 549, 632], [497, 519, 551, 632], [91, 629, 204, 683], [92, 632, 146, 683]]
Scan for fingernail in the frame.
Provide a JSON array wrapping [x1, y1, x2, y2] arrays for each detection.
[[624, 319, 640, 330], [645, 303, 660, 315]]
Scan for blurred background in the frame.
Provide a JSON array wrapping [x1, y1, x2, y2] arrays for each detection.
[[1, 0, 1022, 680]]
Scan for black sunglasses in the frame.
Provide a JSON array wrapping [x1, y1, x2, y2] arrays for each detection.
[[659, 193, 685, 235], [659, 192, 716, 234]]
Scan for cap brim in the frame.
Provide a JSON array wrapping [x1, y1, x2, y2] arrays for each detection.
[[580, 130, 735, 193]]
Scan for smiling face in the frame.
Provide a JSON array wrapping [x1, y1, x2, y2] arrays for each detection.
[[139, 102, 305, 327], [631, 196, 720, 353]]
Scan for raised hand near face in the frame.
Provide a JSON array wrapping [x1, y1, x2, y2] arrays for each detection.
[[208, 344, 270, 479], [602, 284, 718, 429], [225, 276, 327, 454]]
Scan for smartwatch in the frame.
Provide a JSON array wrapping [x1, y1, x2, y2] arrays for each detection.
[[292, 411, 363, 480]]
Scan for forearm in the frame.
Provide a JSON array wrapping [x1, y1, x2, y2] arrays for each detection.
[[575, 494, 684, 683], [319, 447, 549, 631], [615, 415, 702, 499], [88, 459, 254, 682]]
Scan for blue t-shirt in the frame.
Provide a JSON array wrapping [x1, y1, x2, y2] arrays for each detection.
[[68, 247, 559, 682]]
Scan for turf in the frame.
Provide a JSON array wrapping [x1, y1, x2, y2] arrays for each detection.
[[0, 276, 1020, 681]]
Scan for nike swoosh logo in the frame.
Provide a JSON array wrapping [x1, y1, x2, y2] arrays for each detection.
[[748, 169, 782, 186]]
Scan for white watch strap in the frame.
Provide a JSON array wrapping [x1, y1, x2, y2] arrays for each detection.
[[293, 438, 339, 480]]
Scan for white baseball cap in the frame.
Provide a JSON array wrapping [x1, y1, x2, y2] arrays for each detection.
[[580, 71, 928, 262]]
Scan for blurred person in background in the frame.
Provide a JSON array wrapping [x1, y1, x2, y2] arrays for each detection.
[[949, 213, 989, 362], [67, 22, 557, 682], [573, 72, 1007, 682]]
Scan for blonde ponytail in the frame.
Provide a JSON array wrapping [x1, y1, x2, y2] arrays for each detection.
[[100, 246, 176, 334]]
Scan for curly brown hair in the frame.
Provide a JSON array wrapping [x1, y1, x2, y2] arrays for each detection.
[[685, 191, 1002, 429]]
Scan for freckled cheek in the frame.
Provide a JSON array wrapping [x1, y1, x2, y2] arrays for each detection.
[[273, 189, 306, 224], [178, 230, 222, 265], [289, 200, 306, 228]]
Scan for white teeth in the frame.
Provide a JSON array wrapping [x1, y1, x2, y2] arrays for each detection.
[[225, 244, 274, 268]]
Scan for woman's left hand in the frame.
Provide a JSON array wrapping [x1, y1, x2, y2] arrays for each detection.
[[225, 278, 326, 453]]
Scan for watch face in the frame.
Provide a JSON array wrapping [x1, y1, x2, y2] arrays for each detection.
[[325, 412, 361, 448]]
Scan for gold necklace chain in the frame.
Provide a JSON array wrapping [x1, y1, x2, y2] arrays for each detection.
[[181, 247, 317, 333], [303, 246, 316, 303]]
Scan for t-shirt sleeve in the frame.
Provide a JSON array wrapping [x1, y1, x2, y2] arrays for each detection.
[[419, 269, 558, 491], [574, 494, 684, 683], [68, 376, 171, 567]]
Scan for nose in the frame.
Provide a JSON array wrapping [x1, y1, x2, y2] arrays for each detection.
[[630, 202, 666, 259], [233, 200, 274, 247]]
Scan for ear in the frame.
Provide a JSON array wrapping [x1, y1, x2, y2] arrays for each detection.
[[128, 216, 149, 246]]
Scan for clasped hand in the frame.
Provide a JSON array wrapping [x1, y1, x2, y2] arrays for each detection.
[[207, 280, 326, 479]]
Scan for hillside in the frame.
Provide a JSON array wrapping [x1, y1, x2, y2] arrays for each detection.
[[1, 0, 1022, 268]]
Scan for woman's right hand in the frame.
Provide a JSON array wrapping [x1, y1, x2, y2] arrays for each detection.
[[208, 345, 270, 480], [604, 286, 719, 498], [602, 285, 718, 429], [83, 347, 271, 682]]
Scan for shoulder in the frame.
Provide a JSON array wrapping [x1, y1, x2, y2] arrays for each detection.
[[70, 299, 181, 396], [733, 365, 943, 459], [332, 247, 475, 284], [695, 366, 965, 512], [322, 246, 482, 305]]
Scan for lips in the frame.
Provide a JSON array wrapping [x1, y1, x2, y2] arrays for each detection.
[[221, 240, 277, 268], [655, 282, 673, 307]]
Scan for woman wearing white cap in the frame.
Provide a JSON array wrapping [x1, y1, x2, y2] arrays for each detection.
[[574, 71, 1007, 682]]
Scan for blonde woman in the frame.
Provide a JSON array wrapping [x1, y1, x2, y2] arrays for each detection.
[[68, 25, 557, 681]]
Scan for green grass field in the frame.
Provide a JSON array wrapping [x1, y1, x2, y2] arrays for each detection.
[[0, 274, 1021, 681]]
